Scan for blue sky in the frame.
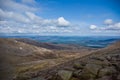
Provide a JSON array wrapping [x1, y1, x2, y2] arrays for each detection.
[[0, 0, 120, 36]]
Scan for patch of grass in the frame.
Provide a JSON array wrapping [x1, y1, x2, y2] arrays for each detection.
[[15, 62, 50, 80], [16, 62, 49, 74], [31, 62, 49, 71], [73, 63, 84, 69]]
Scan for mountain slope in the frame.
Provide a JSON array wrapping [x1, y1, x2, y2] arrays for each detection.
[[0, 38, 93, 80], [29, 41, 120, 80], [0, 38, 53, 80], [15, 38, 89, 50], [2, 38, 119, 80]]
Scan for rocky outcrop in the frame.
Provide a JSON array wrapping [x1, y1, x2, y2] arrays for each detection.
[[46, 41, 120, 80]]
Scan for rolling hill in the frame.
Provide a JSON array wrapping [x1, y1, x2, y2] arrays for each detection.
[[27, 41, 120, 80], [0, 38, 93, 80], [1, 38, 119, 80]]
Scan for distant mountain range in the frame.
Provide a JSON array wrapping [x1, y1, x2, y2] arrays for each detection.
[[0, 36, 120, 48]]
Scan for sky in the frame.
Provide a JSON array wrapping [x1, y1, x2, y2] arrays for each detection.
[[0, 0, 120, 36]]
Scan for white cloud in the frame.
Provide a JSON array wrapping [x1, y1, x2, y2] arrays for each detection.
[[49, 26, 57, 29], [0, 0, 73, 34], [58, 17, 70, 26], [90, 25, 97, 29], [25, 12, 41, 20], [0, 9, 30, 23], [104, 19, 113, 25], [90, 19, 120, 32], [114, 22, 120, 28], [0, 18, 72, 34], [0, 0, 37, 12]]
